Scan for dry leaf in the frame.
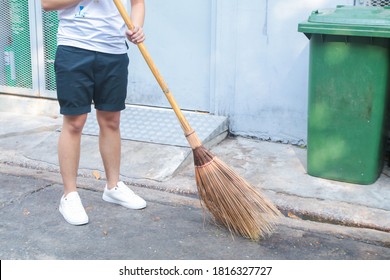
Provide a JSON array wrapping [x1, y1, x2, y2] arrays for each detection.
[[23, 208, 30, 216], [92, 170, 101, 180], [287, 212, 301, 220]]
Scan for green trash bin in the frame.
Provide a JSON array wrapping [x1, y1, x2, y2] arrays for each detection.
[[298, 6, 390, 184]]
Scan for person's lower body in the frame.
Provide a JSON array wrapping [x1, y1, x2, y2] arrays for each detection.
[[55, 46, 146, 225]]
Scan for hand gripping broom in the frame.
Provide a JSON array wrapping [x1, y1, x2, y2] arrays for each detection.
[[113, 0, 282, 240]]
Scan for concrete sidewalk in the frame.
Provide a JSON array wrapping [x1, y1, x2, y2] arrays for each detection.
[[0, 111, 389, 235]]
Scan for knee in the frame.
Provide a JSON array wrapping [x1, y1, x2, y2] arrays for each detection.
[[97, 112, 120, 131], [63, 115, 87, 135], [101, 118, 120, 131]]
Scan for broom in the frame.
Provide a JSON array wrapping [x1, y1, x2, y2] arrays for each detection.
[[113, 0, 282, 240]]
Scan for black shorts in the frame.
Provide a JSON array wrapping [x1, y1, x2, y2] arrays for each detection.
[[54, 45, 129, 115]]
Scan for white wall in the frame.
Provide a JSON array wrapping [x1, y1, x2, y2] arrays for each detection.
[[213, 0, 354, 144], [127, 0, 212, 112]]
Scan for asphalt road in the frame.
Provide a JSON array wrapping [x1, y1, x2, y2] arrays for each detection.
[[1, 165, 390, 260]]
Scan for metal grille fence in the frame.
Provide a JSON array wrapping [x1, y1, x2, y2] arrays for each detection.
[[42, 10, 58, 91], [355, 0, 390, 6], [0, 0, 32, 89], [0, 1, 58, 93]]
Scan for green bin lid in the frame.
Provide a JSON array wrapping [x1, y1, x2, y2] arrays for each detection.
[[298, 5, 390, 38]]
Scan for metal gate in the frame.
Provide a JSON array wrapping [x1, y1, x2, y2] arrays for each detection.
[[355, 0, 390, 5], [0, 0, 58, 98], [0, 0, 35, 95]]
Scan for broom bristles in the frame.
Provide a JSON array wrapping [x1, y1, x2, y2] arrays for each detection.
[[193, 145, 282, 241]]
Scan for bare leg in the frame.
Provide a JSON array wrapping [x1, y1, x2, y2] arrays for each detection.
[[58, 114, 88, 196], [96, 110, 121, 189]]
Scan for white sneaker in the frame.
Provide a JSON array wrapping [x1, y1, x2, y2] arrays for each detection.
[[59, 192, 89, 225], [102, 181, 147, 210]]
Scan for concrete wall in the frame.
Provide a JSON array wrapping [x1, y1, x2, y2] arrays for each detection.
[[213, 0, 354, 144]]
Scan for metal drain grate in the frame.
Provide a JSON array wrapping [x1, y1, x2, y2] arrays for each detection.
[[82, 106, 228, 147]]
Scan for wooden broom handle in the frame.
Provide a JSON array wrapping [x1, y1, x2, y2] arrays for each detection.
[[113, 0, 193, 135]]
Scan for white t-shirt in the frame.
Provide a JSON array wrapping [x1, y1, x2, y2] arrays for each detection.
[[57, 0, 128, 54]]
